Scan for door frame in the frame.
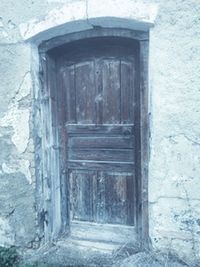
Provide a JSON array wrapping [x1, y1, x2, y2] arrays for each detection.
[[36, 28, 150, 248]]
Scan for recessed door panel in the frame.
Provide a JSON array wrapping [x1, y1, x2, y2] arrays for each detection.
[[69, 170, 135, 225]]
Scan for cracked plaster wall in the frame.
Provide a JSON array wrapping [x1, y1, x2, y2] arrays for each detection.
[[0, 0, 199, 265], [148, 1, 200, 265]]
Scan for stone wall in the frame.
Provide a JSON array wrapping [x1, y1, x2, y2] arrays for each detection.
[[148, 1, 200, 264], [0, 0, 199, 265]]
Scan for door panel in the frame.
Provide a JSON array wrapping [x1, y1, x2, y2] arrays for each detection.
[[58, 38, 138, 240], [69, 170, 95, 222], [96, 171, 135, 225], [67, 124, 135, 171], [61, 58, 136, 125], [70, 170, 135, 225]]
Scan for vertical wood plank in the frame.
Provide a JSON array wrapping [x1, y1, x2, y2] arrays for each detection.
[[126, 172, 135, 226], [40, 53, 53, 241], [138, 40, 150, 248], [96, 171, 106, 223], [62, 65, 76, 123], [95, 59, 103, 124], [76, 61, 96, 124], [102, 59, 121, 124], [55, 56, 72, 237], [121, 59, 135, 124]]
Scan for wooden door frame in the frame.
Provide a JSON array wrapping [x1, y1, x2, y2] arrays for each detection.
[[36, 28, 150, 248]]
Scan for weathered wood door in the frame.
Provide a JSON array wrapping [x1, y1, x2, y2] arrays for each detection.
[[57, 37, 139, 244]]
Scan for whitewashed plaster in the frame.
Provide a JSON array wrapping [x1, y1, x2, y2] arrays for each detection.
[[19, 0, 158, 43], [0, 217, 14, 246]]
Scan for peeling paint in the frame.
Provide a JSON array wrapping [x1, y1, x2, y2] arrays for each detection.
[[15, 72, 32, 101], [0, 217, 14, 246], [7, 20, 16, 30], [2, 159, 32, 184], [0, 104, 30, 154], [0, 17, 4, 27]]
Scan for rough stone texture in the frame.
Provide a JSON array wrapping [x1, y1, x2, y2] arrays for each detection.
[[0, 0, 199, 266], [0, 42, 36, 247]]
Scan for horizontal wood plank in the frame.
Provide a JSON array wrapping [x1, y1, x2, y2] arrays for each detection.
[[68, 160, 134, 172], [69, 149, 134, 162], [66, 124, 134, 135], [68, 136, 134, 149]]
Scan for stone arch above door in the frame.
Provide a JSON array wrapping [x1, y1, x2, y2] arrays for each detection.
[[19, 0, 158, 43]]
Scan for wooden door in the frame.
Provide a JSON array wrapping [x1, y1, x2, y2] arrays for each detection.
[[57, 38, 139, 244]]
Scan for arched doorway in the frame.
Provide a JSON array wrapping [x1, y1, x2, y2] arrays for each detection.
[[38, 28, 149, 248]]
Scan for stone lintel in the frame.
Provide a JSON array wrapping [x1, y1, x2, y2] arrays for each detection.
[[19, 0, 158, 44]]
